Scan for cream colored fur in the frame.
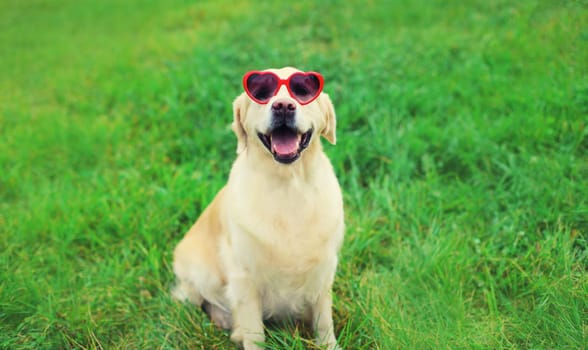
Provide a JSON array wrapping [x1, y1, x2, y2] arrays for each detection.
[[173, 67, 343, 350]]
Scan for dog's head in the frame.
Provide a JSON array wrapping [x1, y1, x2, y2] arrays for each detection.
[[232, 67, 336, 164]]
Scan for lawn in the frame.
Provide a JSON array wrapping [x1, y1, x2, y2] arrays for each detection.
[[1, 0, 587, 349]]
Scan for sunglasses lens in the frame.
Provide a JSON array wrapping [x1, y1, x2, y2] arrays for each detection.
[[246, 73, 278, 103], [289, 73, 321, 103]]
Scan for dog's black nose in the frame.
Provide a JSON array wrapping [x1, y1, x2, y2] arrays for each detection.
[[271, 98, 296, 128]]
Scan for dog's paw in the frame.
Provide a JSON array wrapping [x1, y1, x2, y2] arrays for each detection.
[[230, 327, 243, 343], [242, 339, 265, 350], [231, 328, 266, 350], [320, 342, 341, 350], [316, 337, 340, 350]]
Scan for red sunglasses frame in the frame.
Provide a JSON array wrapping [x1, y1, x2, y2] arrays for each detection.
[[242, 71, 324, 105]]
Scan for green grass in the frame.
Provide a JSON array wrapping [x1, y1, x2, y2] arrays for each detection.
[[1, 0, 587, 349]]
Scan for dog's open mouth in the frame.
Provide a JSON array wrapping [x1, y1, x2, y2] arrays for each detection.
[[257, 126, 312, 164]]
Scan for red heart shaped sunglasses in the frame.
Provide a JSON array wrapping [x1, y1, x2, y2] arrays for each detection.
[[242, 71, 324, 105]]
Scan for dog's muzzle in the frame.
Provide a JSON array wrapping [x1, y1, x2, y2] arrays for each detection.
[[257, 99, 312, 164]]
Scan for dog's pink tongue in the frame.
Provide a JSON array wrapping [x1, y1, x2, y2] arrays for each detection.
[[271, 132, 300, 156]]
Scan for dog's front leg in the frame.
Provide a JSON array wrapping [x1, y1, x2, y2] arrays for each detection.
[[312, 289, 340, 350], [228, 274, 264, 350]]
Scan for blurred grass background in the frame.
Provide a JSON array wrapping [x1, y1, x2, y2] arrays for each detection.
[[1, 0, 587, 349]]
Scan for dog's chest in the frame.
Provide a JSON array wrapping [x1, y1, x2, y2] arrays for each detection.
[[233, 184, 341, 262], [259, 258, 335, 318], [224, 162, 344, 316], [232, 196, 341, 315]]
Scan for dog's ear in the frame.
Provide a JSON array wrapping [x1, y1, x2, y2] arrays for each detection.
[[232, 93, 248, 154], [318, 93, 337, 145]]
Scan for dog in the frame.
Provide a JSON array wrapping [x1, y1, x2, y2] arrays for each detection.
[[172, 67, 344, 350]]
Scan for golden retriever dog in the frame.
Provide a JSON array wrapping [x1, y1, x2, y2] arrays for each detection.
[[172, 67, 344, 350]]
